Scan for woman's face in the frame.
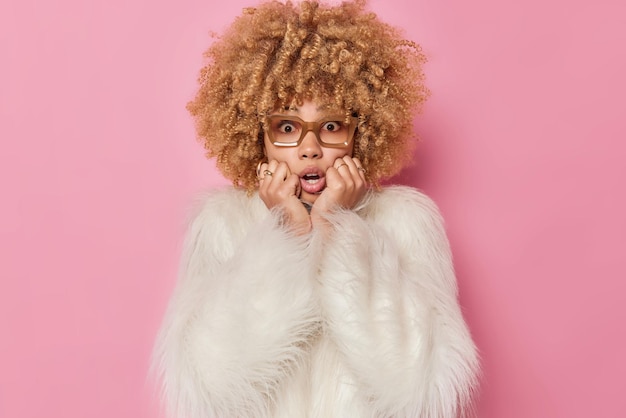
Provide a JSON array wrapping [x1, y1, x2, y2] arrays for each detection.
[[263, 100, 355, 204]]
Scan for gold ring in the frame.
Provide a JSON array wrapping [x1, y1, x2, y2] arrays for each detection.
[[337, 163, 348, 170], [263, 170, 273, 177], [357, 167, 366, 173]]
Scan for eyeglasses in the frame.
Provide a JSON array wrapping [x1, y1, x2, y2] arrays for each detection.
[[264, 115, 357, 147]]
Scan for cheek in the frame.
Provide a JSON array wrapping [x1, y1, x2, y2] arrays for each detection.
[[264, 147, 289, 162], [263, 137, 279, 161], [346, 141, 355, 157], [334, 144, 354, 159], [263, 138, 297, 165]]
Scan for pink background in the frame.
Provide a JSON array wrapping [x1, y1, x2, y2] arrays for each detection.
[[1, 0, 624, 417]]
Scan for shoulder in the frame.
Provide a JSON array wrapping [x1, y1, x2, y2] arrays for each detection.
[[186, 186, 266, 227], [180, 187, 268, 258], [363, 185, 444, 224], [174, 187, 272, 278], [360, 185, 450, 249]]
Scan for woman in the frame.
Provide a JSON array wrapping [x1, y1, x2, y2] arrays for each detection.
[[154, 1, 479, 417]]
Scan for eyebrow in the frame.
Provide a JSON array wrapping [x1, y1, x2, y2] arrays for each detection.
[[282, 105, 335, 112]]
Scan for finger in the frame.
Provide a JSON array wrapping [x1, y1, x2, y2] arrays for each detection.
[[344, 155, 363, 174], [261, 160, 279, 186], [334, 157, 357, 190], [325, 165, 348, 194], [341, 155, 360, 175], [284, 173, 302, 198], [258, 161, 279, 203], [341, 156, 367, 189], [333, 157, 352, 180], [352, 158, 367, 184], [257, 162, 269, 180], [340, 157, 367, 203], [267, 162, 294, 200], [260, 160, 280, 179], [276, 164, 298, 198], [273, 161, 291, 181], [325, 164, 340, 185], [258, 163, 271, 200], [356, 166, 366, 181], [266, 160, 279, 175], [350, 157, 367, 182]]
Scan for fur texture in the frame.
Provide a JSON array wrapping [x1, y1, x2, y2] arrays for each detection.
[[154, 186, 479, 417]]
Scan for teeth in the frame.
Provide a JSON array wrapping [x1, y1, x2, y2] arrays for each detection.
[[305, 179, 319, 184]]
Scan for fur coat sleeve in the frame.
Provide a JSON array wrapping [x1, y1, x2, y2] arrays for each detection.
[[154, 189, 321, 418], [312, 186, 479, 417], [153, 186, 478, 418]]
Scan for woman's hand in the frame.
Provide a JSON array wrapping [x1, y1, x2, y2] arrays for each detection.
[[258, 160, 311, 234], [311, 156, 367, 221]]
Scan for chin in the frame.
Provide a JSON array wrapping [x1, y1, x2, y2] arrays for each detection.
[[301, 192, 319, 204]]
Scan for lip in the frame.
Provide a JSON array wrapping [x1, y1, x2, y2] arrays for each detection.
[[298, 166, 326, 195], [298, 166, 325, 177]]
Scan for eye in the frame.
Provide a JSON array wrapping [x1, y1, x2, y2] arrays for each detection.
[[322, 121, 342, 132], [277, 121, 297, 133]]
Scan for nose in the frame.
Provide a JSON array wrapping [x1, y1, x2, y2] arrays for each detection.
[[298, 130, 323, 159]]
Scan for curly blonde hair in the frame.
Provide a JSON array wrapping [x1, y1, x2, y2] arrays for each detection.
[[187, 0, 429, 192]]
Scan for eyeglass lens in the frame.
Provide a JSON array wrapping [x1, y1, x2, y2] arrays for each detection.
[[268, 117, 352, 145]]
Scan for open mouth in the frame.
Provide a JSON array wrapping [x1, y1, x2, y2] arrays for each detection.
[[302, 173, 320, 184], [299, 171, 326, 194]]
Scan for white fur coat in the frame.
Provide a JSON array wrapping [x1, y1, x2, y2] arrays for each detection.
[[154, 186, 479, 418]]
